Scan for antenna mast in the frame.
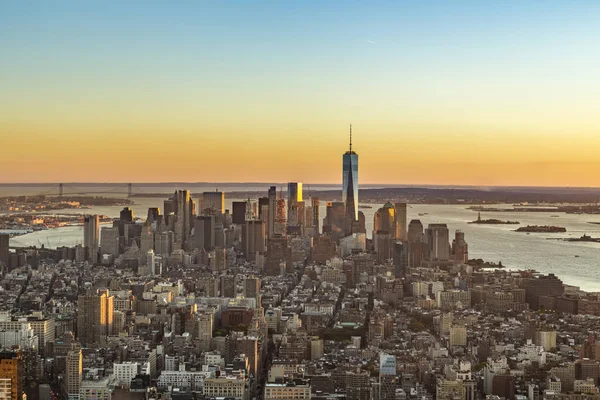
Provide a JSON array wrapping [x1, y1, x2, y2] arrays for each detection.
[[349, 124, 352, 152]]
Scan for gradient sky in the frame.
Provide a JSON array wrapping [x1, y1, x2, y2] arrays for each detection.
[[1, 1, 600, 186]]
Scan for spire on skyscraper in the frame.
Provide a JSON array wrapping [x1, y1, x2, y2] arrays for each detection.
[[349, 124, 352, 152]]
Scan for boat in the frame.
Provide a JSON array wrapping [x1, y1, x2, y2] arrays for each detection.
[[575, 255, 580, 258], [551, 215, 559, 218]]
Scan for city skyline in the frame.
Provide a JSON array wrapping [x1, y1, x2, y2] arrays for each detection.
[[2, 1, 600, 186]]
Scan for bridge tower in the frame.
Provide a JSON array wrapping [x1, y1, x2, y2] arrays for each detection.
[[59, 183, 64, 197], [128, 183, 132, 197]]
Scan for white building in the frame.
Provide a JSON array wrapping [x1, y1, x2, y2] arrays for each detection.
[[113, 362, 138, 388]]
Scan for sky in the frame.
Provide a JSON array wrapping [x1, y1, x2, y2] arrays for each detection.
[[1, 1, 600, 186]]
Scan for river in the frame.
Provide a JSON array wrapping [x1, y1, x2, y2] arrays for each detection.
[[5, 196, 600, 292]]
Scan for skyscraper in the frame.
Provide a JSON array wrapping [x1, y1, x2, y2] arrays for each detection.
[[0, 234, 9, 269], [77, 291, 114, 345], [83, 215, 99, 263], [287, 182, 302, 203], [394, 203, 408, 241], [0, 349, 23, 400], [201, 190, 225, 214], [425, 223, 450, 261], [242, 220, 266, 261], [267, 186, 277, 239], [342, 125, 358, 221], [65, 343, 82, 400]]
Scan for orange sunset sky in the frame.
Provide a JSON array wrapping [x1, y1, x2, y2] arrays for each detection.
[[1, 2, 599, 186]]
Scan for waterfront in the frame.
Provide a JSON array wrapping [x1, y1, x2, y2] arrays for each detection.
[[4, 196, 600, 291]]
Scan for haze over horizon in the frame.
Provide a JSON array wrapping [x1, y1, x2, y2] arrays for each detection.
[[2, 1, 599, 186]]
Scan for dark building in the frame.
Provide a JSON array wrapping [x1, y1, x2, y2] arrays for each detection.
[[0, 234, 10, 269], [232, 201, 247, 225], [521, 274, 565, 309], [194, 216, 215, 251], [120, 207, 134, 222], [221, 307, 254, 327], [265, 235, 291, 276], [258, 197, 269, 220]]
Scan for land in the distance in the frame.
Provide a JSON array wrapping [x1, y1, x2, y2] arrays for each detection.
[[515, 225, 567, 233], [469, 218, 519, 225]]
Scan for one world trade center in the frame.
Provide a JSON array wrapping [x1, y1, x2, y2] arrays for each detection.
[[342, 125, 358, 221]]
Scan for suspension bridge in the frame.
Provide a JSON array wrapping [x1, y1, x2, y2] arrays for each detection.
[[32, 183, 141, 197]]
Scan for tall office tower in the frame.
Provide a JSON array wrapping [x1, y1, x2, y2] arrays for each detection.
[[0, 349, 23, 400], [267, 186, 277, 238], [311, 197, 320, 236], [77, 291, 114, 345], [163, 198, 175, 216], [243, 276, 261, 306], [100, 227, 120, 258], [155, 231, 173, 257], [323, 202, 346, 242], [201, 190, 225, 214], [274, 199, 287, 235], [232, 201, 246, 225], [147, 207, 161, 222], [246, 199, 255, 221], [379, 353, 397, 400], [407, 220, 425, 268], [394, 203, 408, 240], [220, 275, 237, 298], [194, 216, 215, 251], [287, 182, 303, 226], [342, 126, 359, 221], [452, 231, 469, 264], [425, 223, 450, 261], [139, 221, 154, 264], [258, 197, 269, 220], [65, 343, 82, 400], [242, 220, 266, 261], [373, 202, 396, 237], [147, 250, 156, 275], [287, 182, 303, 204], [83, 215, 99, 263], [119, 207, 134, 222], [174, 190, 193, 248], [0, 234, 9, 268]]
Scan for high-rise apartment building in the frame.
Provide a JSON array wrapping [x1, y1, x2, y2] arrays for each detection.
[[0, 350, 23, 400], [83, 215, 99, 263], [77, 291, 114, 345], [243, 276, 261, 306], [65, 343, 82, 400], [342, 126, 359, 221], [220, 275, 237, 298]]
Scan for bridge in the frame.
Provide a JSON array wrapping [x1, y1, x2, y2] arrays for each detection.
[[35, 183, 139, 197]]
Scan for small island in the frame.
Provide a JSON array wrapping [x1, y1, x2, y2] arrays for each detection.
[[469, 213, 519, 225], [564, 234, 600, 243], [515, 225, 566, 233]]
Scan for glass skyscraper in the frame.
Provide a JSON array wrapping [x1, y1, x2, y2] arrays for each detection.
[[342, 128, 358, 221]]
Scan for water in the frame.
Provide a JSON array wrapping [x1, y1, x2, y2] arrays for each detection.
[[5, 194, 600, 292]]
